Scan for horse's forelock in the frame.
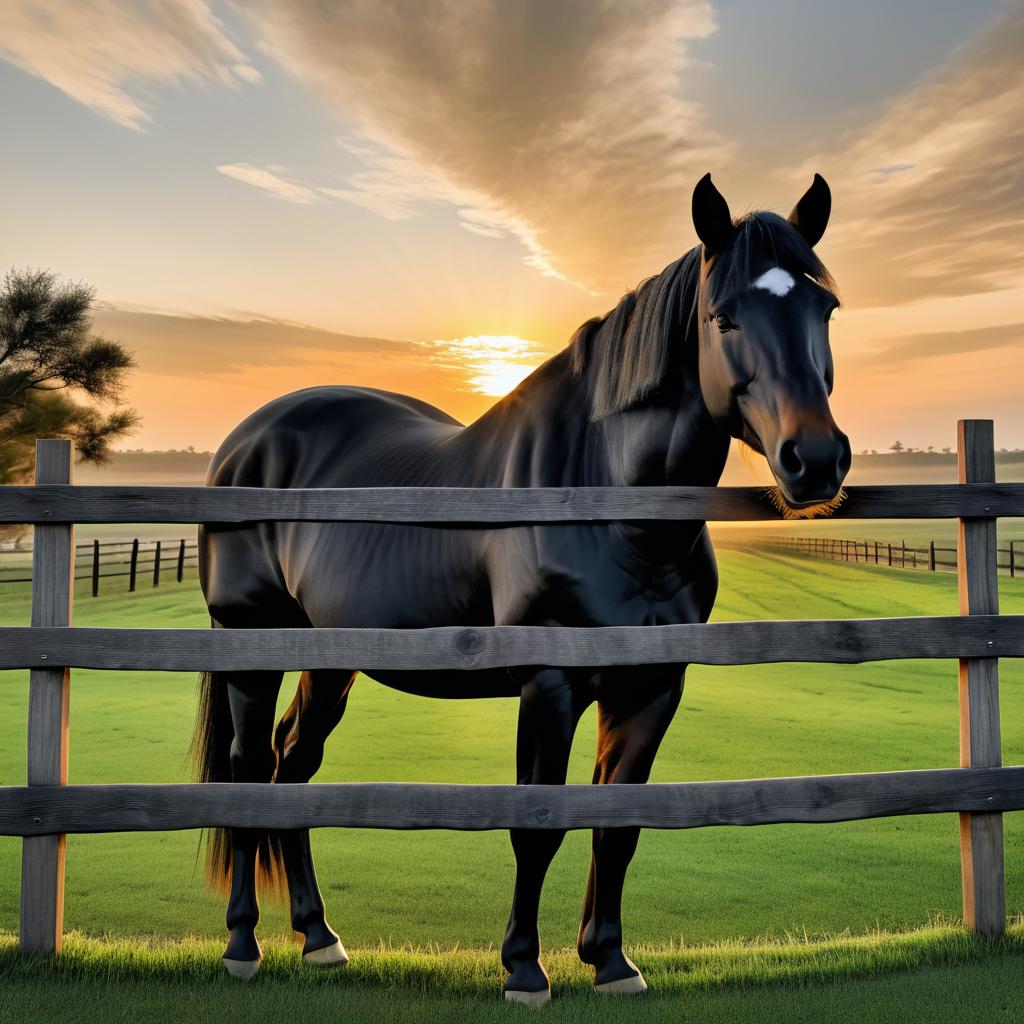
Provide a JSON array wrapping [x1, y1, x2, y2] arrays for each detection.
[[701, 211, 837, 316]]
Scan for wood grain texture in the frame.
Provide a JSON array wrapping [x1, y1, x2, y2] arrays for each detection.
[[21, 440, 73, 956], [1, 767, 1022, 836], [956, 420, 1005, 938], [0, 615, 1020, 672], [1, 482, 1023, 525]]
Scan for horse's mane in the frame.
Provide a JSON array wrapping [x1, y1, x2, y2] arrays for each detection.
[[569, 248, 701, 420], [570, 212, 836, 420]]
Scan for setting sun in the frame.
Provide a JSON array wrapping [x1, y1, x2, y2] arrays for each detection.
[[425, 334, 548, 396]]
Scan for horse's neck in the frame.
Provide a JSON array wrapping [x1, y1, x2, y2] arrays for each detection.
[[599, 399, 729, 488], [456, 347, 729, 489]]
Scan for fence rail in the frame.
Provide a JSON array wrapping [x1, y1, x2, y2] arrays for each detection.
[[0, 538, 197, 594], [2, 768, 1023, 835], [0, 615, 1020, 671], [762, 535, 1021, 576], [2, 481, 1024, 523], [4, 421, 1022, 959]]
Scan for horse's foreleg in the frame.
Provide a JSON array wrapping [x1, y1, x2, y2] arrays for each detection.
[[274, 669, 354, 967], [502, 669, 586, 1005], [577, 671, 684, 994], [223, 670, 283, 978]]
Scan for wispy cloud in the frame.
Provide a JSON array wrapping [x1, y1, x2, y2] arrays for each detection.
[[94, 305, 416, 377], [792, 7, 1024, 306], [216, 163, 319, 204], [95, 306, 549, 427], [244, 0, 727, 292], [96, 306, 550, 398], [0, 0, 259, 129], [853, 322, 1024, 369]]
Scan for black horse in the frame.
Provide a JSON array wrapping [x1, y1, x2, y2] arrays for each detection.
[[192, 174, 850, 1002]]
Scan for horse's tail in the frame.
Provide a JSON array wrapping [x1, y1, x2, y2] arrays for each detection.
[[188, 666, 286, 896]]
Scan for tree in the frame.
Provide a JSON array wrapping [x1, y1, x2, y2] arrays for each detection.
[[890, 440, 904, 453], [0, 269, 139, 487]]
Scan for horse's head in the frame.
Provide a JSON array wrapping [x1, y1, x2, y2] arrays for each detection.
[[692, 174, 851, 511]]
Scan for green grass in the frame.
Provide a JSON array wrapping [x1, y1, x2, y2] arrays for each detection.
[[1, 925, 1023, 1023], [0, 548, 1023, 1020], [0, 552, 1022, 950]]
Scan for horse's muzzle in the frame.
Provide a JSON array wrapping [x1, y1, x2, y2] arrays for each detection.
[[771, 427, 851, 507]]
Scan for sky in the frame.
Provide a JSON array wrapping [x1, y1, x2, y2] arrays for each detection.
[[1, 0, 1022, 454]]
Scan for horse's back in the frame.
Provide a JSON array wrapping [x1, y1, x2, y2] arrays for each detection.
[[200, 386, 470, 630], [207, 386, 463, 489]]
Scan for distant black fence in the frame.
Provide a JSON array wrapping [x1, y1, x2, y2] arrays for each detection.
[[0, 538, 197, 595], [761, 535, 1021, 577]]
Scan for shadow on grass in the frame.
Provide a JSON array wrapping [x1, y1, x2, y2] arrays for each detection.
[[2, 920, 1023, 997]]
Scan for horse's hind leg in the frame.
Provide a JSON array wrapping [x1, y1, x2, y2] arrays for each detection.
[[223, 670, 284, 978], [274, 669, 355, 966], [577, 670, 683, 994]]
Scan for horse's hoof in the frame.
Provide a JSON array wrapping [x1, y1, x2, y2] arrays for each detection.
[[222, 956, 262, 980], [504, 987, 551, 1006], [302, 939, 349, 967], [595, 957, 647, 995]]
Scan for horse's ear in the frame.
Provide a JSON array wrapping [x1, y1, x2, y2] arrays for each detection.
[[788, 173, 831, 248], [692, 173, 734, 257]]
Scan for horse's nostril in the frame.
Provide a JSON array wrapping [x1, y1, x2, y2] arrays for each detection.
[[779, 439, 803, 477]]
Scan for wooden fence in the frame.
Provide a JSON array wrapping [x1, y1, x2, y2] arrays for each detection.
[[762, 535, 1021, 576], [0, 538, 198, 595], [0, 421, 1022, 958]]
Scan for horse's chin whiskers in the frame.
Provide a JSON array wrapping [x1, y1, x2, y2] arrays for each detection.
[[764, 485, 846, 520]]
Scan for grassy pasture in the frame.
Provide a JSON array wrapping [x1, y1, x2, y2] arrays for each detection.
[[0, 543, 1022, 1019], [1, 925, 1023, 1023], [0, 547, 1021, 950], [712, 520, 1024, 549]]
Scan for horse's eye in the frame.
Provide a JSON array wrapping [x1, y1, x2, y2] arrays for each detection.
[[715, 313, 739, 333]]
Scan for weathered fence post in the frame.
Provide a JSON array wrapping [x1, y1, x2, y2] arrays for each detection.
[[20, 439, 74, 955], [176, 539, 186, 582], [1010, 540, 1016, 579], [928, 540, 936, 572], [128, 538, 139, 592], [153, 540, 161, 587], [957, 419, 1004, 938], [91, 539, 100, 597]]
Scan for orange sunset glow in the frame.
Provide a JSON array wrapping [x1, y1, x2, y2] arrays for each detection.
[[1, 1, 1021, 452]]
